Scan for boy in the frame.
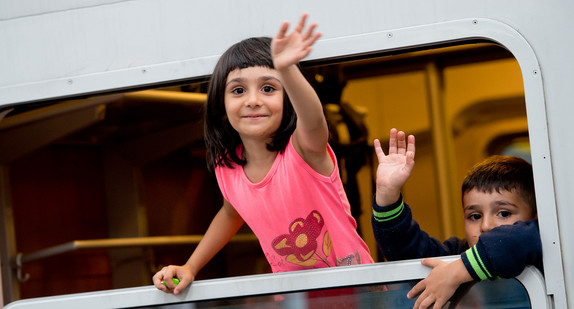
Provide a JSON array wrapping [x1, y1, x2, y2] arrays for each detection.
[[372, 128, 542, 309]]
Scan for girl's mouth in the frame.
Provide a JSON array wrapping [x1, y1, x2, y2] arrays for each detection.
[[243, 114, 267, 119]]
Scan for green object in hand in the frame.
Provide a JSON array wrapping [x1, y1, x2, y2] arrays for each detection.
[[161, 278, 180, 286]]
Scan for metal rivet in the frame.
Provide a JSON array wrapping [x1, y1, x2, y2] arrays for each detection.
[[472, 19, 478, 25], [142, 69, 147, 74], [387, 32, 393, 38], [533, 69, 539, 75]]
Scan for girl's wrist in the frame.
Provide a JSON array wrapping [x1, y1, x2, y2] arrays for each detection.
[[183, 261, 199, 278], [274, 63, 297, 74]]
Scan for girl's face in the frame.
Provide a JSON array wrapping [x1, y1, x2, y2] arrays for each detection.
[[463, 188, 535, 247], [224, 66, 284, 142]]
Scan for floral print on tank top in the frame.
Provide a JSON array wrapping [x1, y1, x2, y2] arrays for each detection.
[[271, 210, 361, 267]]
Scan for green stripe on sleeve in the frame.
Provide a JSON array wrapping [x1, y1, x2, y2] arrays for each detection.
[[472, 246, 493, 279], [465, 247, 488, 280], [373, 201, 404, 222]]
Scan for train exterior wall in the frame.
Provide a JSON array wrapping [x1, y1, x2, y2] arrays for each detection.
[[1, 1, 573, 307]]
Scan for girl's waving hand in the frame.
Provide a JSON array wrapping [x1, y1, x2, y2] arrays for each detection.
[[272, 13, 322, 70]]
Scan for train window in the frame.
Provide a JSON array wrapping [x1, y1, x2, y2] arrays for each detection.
[[1, 41, 528, 298], [500, 140, 531, 163], [5, 260, 545, 309], [139, 279, 530, 309], [488, 134, 532, 163]]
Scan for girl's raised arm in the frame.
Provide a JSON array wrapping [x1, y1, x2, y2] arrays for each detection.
[[271, 14, 331, 174]]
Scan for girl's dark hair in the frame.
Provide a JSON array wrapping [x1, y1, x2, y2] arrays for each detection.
[[204, 37, 297, 170], [461, 155, 537, 216]]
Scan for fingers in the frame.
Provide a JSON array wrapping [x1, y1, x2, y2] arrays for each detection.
[[418, 295, 436, 309], [412, 289, 438, 309], [303, 23, 321, 43], [152, 274, 166, 292], [410, 281, 435, 309], [408, 280, 425, 299], [295, 13, 309, 34], [388, 128, 398, 154], [173, 277, 191, 295], [388, 128, 409, 155], [302, 21, 316, 39], [388, 128, 415, 159], [421, 258, 444, 269], [397, 130, 406, 155], [407, 134, 416, 162], [411, 259, 454, 308], [296, 16, 321, 54], [154, 266, 183, 293], [414, 295, 426, 309], [153, 267, 170, 293], [433, 300, 446, 309], [294, 13, 320, 46], [275, 21, 290, 40], [373, 138, 386, 161]]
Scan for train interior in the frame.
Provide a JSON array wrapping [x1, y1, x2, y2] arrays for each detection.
[[0, 40, 531, 304]]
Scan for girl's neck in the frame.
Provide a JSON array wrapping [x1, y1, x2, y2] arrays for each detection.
[[242, 139, 277, 163], [242, 139, 278, 183]]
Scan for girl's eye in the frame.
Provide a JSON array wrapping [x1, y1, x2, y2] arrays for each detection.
[[231, 87, 245, 95], [262, 85, 275, 93]]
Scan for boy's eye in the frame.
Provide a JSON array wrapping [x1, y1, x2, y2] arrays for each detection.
[[262, 85, 275, 93], [498, 210, 512, 218], [468, 214, 482, 221], [231, 87, 245, 95]]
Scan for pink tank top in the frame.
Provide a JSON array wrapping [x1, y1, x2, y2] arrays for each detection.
[[215, 138, 373, 272]]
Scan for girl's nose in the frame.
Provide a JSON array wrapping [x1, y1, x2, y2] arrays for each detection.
[[245, 91, 261, 107]]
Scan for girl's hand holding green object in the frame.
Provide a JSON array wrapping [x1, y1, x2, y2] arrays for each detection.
[[161, 278, 180, 286]]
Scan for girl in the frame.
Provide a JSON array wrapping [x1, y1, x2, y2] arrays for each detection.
[[153, 14, 373, 295]]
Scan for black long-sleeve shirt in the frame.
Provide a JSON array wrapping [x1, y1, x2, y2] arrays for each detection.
[[371, 196, 542, 280]]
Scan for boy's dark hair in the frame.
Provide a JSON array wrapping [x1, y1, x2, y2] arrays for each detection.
[[204, 37, 297, 170], [462, 155, 537, 216]]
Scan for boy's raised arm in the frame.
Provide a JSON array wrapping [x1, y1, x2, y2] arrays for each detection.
[[374, 128, 416, 206]]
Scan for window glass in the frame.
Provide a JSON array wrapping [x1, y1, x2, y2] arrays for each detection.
[[500, 139, 532, 164], [135, 278, 530, 309]]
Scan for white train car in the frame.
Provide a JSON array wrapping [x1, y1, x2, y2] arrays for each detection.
[[1, 1, 573, 308]]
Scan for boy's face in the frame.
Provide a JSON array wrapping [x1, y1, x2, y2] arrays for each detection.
[[463, 188, 535, 247]]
